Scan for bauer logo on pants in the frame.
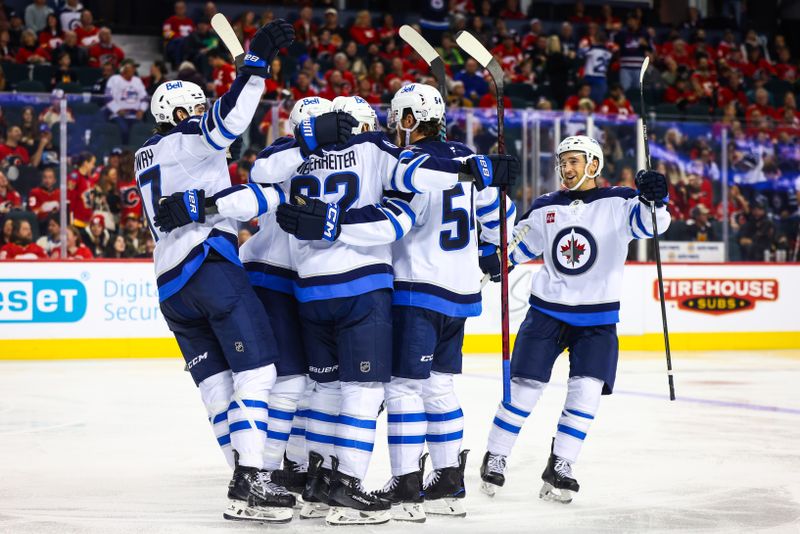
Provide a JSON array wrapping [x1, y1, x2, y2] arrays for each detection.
[[658, 278, 779, 314]]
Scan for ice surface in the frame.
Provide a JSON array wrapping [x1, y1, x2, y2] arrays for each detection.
[[1, 351, 799, 533]]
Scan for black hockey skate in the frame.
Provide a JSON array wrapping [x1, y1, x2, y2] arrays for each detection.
[[373, 454, 426, 523], [539, 439, 580, 504], [422, 449, 469, 517], [224, 456, 295, 523], [299, 451, 331, 519], [479, 451, 507, 497], [271, 454, 308, 496], [326, 455, 391, 525]]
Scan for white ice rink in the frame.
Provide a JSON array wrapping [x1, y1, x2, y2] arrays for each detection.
[[1, 351, 799, 533]]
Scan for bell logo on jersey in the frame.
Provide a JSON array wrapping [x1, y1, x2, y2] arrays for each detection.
[[546, 211, 556, 224], [165, 81, 183, 90], [551, 227, 597, 276]]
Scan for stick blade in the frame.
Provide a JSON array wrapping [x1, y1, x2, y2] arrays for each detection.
[[399, 25, 439, 64], [211, 13, 245, 59], [639, 56, 650, 84], [455, 31, 493, 68]]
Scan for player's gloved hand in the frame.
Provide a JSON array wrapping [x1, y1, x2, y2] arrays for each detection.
[[479, 242, 514, 283], [240, 18, 294, 78], [464, 154, 520, 190], [153, 189, 205, 232], [276, 194, 341, 241], [294, 111, 359, 157], [635, 169, 668, 207]]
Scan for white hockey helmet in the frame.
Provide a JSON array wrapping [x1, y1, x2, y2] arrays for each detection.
[[555, 135, 604, 191], [331, 95, 378, 134], [288, 96, 333, 131], [389, 83, 445, 144], [150, 80, 207, 126]]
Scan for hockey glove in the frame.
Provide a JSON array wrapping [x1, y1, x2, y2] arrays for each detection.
[[464, 154, 520, 191], [276, 194, 341, 241], [153, 189, 206, 232], [294, 111, 359, 157], [635, 169, 668, 207], [240, 19, 295, 78], [479, 242, 514, 283]]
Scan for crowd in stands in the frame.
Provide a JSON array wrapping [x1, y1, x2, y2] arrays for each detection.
[[0, 0, 797, 261]]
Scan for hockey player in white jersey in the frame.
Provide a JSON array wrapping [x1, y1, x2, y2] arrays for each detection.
[[136, 20, 297, 523], [238, 96, 333, 500], [478, 135, 670, 503], [276, 87, 519, 522]]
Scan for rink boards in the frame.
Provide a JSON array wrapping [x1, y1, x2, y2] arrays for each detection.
[[1, 260, 798, 359]]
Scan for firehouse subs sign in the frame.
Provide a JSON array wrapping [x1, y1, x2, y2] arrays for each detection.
[[657, 279, 779, 314]]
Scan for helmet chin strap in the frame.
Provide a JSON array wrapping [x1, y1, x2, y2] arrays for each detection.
[[397, 117, 421, 147], [561, 151, 599, 191]]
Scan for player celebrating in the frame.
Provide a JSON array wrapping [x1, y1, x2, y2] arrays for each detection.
[[136, 20, 297, 523], [478, 135, 670, 504]]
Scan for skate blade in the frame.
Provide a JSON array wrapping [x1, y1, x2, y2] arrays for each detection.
[[299, 500, 329, 519], [325, 506, 391, 525], [223, 500, 294, 523], [539, 482, 573, 504], [480, 481, 500, 497], [390, 502, 426, 523], [423, 497, 466, 517]]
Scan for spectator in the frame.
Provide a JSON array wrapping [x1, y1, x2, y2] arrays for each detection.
[[0, 218, 46, 259], [27, 166, 60, 226], [0, 126, 30, 165], [492, 33, 523, 73], [478, 80, 513, 109], [614, 12, 649, 91], [581, 31, 612, 103], [50, 224, 92, 259], [38, 13, 63, 52], [24, 0, 53, 33], [9, 15, 24, 49], [53, 30, 88, 67], [454, 58, 488, 103], [0, 170, 21, 214], [176, 60, 206, 90], [58, 0, 83, 32], [447, 80, 474, 108], [564, 82, 592, 111], [19, 106, 41, 155], [207, 47, 235, 98], [293, 6, 316, 45], [80, 213, 111, 257], [15, 28, 50, 64], [321, 8, 346, 44], [88, 27, 125, 69], [142, 60, 167, 96], [104, 233, 134, 258], [738, 201, 775, 261], [264, 57, 287, 99], [543, 36, 571, 107], [91, 60, 115, 94], [746, 88, 777, 123], [92, 165, 120, 222], [67, 151, 96, 228], [499, 0, 525, 20], [104, 58, 148, 145], [36, 212, 61, 255], [136, 234, 155, 258], [117, 150, 142, 220], [600, 83, 634, 116], [0, 217, 11, 247], [290, 72, 317, 100], [162, 0, 194, 69], [325, 52, 357, 90], [51, 51, 78, 88], [120, 213, 147, 255], [683, 205, 718, 241], [349, 11, 379, 46], [436, 33, 465, 68], [568, 0, 592, 24], [0, 29, 16, 61], [75, 9, 99, 47], [377, 13, 397, 41], [183, 18, 217, 78]]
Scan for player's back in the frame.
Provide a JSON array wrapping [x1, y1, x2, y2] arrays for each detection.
[[135, 117, 239, 301]]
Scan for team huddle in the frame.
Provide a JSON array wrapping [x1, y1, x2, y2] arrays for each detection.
[[135, 20, 670, 526]]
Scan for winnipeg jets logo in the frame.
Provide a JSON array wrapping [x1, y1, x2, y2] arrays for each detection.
[[552, 226, 597, 276]]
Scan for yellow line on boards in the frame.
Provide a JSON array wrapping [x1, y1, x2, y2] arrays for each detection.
[[1, 332, 799, 360]]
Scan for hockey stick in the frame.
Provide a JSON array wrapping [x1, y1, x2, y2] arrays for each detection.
[[456, 31, 512, 404], [211, 13, 245, 67], [399, 25, 448, 100], [480, 224, 531, 288], [638, 57, 676, 401]]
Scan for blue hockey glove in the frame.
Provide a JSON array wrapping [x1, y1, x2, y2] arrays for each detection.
[[276, 194, 341, 241], [635, 169, 668, 207], [294, 111, 359, 157], [465, 154, 520, 190], [153, 189, 205, 232], [240, 19, 295, 78], [478, 242, 514, 282]]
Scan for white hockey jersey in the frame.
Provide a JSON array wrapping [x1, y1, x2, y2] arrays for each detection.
[[135, 74, 269, 301], [337, 139, 515, 317], [509, 186, 670, 326], [244, 131, 468, 302]]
